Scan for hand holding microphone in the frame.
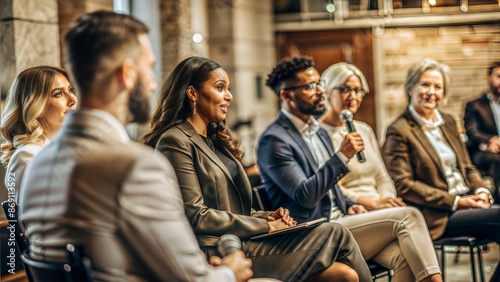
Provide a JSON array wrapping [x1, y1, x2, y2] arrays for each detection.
[[213, 234, 253, 282], [339, 109, 366, 163], [217, 234, 242, 257]]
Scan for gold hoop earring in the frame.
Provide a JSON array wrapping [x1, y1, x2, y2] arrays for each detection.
[[192, 101, 196, 116]]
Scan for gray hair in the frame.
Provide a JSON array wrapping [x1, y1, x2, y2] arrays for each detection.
[[405, 58, 450, 101], [321, 62, 369, 95]]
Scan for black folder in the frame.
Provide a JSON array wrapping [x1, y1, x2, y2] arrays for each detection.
[[250, 217, 328, 240]]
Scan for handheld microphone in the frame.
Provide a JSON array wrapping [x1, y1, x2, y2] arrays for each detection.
[[339, 109, 366, 163], [217, 234, 242, 257]]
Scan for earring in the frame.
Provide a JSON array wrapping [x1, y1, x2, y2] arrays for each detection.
[[192, 101, 196, 116]]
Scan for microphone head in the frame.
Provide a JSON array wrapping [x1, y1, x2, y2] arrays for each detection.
[[339, 109, 353, 122], [217, 234, 241, 257]]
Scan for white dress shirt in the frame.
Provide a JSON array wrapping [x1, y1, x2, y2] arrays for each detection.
[[281, 109, 345, 219], [409, 106, 470, 210]]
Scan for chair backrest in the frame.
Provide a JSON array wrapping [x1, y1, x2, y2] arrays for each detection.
[[1, 200, 29, 254], [252, 185, 273, 211], [21, 244, 93, 282]]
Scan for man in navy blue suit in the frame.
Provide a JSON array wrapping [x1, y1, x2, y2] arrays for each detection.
[[257, 56, 443, 282], [464, 61, 500, 202]]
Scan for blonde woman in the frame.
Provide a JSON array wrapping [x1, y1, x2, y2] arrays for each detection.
[[1, 66, 77, 201]]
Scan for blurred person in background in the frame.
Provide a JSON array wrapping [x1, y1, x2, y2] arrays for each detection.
[[464, 60, 500, 203]]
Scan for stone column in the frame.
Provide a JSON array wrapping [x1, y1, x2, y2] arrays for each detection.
[[58, 0, 113, 68], [0, 0, 60, 97], [159, 0, 193, 80], [208, 0, 276, 166]]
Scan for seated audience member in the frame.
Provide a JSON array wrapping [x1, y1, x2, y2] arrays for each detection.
[[464, 61, 500, 202], [382, 58, 500, 281], [142, 56, 372, 282], [319, 62, 405, 210], [1, 66, 77, 201], [19, 11, 252, 282], [257, 56, 442, 282]]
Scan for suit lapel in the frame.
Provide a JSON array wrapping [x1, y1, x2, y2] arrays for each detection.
[[478, 95, 498, 133], [177, 122, 233, 181], [404, 110, 446, 177], [440, 115, 468, 177], [318, 129, 334, 156], [177, 121, 252, 211], [278, 113, 319, 170]]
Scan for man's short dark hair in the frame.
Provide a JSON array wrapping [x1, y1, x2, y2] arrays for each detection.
[[488, 61, 500, 76], [64, 10, 149, 95], [265, 56, 314, 96]]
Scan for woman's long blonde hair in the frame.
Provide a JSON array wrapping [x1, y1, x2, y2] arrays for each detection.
[[1, 66, 69, 166]]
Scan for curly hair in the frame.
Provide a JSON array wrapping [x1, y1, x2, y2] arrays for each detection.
[[1, 66, 69, 166], [265, 56, 314, 96], [141, 56, 243, 160]]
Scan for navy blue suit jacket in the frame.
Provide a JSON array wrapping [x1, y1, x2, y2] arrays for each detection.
[[257, 112, 355, 223]]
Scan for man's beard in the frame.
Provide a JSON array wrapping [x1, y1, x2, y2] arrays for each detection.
[[490, 84, 500, 98], [296, 94, 326, 116], [128, 76, 151, 123]]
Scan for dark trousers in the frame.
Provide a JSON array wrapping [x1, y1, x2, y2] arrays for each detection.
[[473, 151, 500, 202], [442, 205, 500, 280]]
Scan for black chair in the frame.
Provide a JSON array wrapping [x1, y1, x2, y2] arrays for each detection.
[[368, 261, 392, 281], [1, 200, 29, 255], [21, 244, 93, 282], [252, 184, 272, 211], [434, 236, 493, 282]]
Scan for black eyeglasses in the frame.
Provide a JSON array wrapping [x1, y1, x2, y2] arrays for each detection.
[[334, 86, 366, 98], [282, 79, 326, 93]]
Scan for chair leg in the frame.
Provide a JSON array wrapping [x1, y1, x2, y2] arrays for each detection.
[[440, 247, 446, 281], [477, 246, 485, 282], [470, 247, 478, 282], [454, 250, 460, 264]]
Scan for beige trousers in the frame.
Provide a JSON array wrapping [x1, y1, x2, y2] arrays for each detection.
[[337, 206, 441, 282]]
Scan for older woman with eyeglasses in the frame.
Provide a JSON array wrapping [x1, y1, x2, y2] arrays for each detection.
[[382, 58, 499, 281], [320, 62, 406, 211]]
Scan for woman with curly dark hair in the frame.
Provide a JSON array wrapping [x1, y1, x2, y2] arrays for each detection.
[[142, 56, 372, 282]]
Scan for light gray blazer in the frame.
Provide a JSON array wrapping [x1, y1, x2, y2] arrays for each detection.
[[19, 110, 235, 282]]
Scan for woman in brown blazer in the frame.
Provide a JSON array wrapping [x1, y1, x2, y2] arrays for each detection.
[[382, 58, 499, 280], [142, 56, 372, 282]]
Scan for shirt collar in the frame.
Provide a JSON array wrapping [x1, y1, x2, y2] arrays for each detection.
[[281, 109, 320, 137], [487, 92, 500, 104], [77, 108, 131, 143], [409, 105, 444, 129]]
